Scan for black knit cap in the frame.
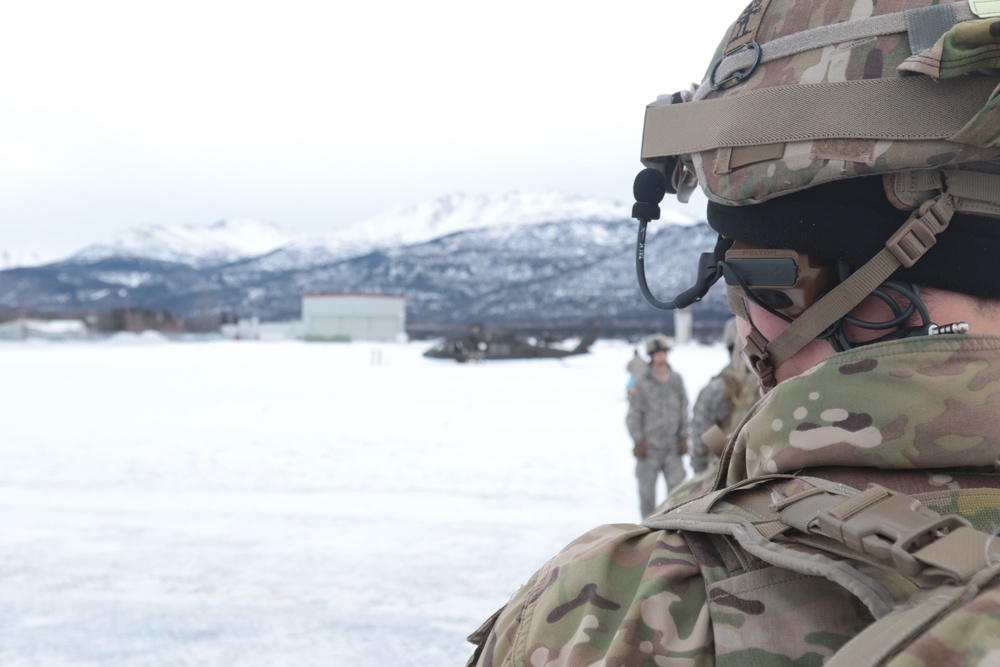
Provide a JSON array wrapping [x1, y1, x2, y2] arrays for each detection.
[[707, 176, 1000, 300]]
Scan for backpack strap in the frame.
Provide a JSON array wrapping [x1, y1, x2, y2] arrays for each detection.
[[776, 482, 1000, 582], [647, 475, 1000, 621], [823, 562, 1000, 667], [646, 475, 898, 618]]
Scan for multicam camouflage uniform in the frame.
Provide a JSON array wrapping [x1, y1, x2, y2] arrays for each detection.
[[468, 0, 1000, 662], [469, 336, 1000, 666], [642, 0, 1000, 210], [626, 367, 689, 517]]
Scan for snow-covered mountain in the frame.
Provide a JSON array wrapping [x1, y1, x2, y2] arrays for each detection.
[[40, 192, 700, 273], [69, 218, 303, 269], [0, 191, 725, 327], [333, 190, 696, 253], [242, 192, 699, 272], [335, 192, 636, 246]]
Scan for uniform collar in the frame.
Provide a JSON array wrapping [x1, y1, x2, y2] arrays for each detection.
[[726, 335, 1000, 484]]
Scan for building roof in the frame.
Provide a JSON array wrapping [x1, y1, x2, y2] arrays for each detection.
[[302, 292, 405, 300]]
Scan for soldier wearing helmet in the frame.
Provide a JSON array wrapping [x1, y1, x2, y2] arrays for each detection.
[[469, 1, 1000, 664], [688, 317, 758, 476], [626, 333, 689, 518]]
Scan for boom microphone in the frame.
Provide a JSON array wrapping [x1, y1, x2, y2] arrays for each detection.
[[632, 168, 666, 222]]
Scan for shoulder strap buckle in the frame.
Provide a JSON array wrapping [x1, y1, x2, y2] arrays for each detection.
[[885, 194, 955, 268], [814, 485, 972, 576]]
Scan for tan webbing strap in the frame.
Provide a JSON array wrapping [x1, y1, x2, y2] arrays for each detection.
[[668, 487, 727, 515], [703, 4, 977, 96], [647, 513, 897, 618], [905, 169, 946, 191], [825, 562, 1000, 667], [823, 581, 979, 667], [727, 143, 786, 171], [656, 477, 1000, 659], [642, 76, 999, 159], [650, 476, 900, 617], [778, 483, 1000, 584], [892, 170, 1000, 202], [777, 491, 850, 531], [725, 288, 780, 389], [944, 169, 1000, 204], [825, 484, 894, 521], [663, 473, 803, 515], [762, 194, 955, 377], [914, 526, 1000, 580], [893, 169, 1000, 214], [727, 286, 748, 321]]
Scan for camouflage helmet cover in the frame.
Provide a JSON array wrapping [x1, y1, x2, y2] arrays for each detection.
[[646, 333, 671, 355], [641, 0, 1000, 212]]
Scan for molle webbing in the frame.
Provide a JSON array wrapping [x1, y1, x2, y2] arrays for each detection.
[[705, 4, 977, 94], [648, 476, 1000, 626], [892, 167, 1000, 217], [776, 483, 1000, 582], [823, 576, 995, 667], [642, 76, 999, 160], [649, 476, 897, 618]]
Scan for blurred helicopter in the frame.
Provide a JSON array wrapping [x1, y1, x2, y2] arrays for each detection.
[[423, 324, 598, 362]]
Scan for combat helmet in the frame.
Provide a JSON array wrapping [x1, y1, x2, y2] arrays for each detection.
[[645, 333, 671, 356], [633, 0, 1000, 390]]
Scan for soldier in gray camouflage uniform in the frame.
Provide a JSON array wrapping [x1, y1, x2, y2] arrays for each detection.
[[689, 318, 758, 475], [468, 1, 1000, 665], [626, 333, 689, 518]]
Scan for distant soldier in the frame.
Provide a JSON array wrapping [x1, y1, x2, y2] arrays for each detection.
[[688, 318, 758, 474], [624, 348, 647, 399], [626, 333, 688, 517]]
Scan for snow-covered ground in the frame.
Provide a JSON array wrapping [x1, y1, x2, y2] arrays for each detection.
[[0, 337, 728, 666]]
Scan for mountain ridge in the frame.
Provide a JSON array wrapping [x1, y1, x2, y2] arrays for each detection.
[[0, 191, 726, 328], [20, 191, 696, 270]]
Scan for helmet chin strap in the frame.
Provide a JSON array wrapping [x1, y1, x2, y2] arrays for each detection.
[[731, 193, 956, 393]]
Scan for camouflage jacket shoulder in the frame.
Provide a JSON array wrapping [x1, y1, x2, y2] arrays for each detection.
[[467, 523, 713, 667], [723, 334, 1000, 485], [690, 365, 758, 473], [470, 336, 1000, 667]]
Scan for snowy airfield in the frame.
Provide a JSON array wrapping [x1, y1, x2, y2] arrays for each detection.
[[1, 336, 728, 666]]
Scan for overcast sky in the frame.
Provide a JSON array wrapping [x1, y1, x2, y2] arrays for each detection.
[[2, 1, 750, 259]]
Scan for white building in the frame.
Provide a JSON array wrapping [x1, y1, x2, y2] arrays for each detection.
[[302, 293, 406, 342], [673, 309, 693, 345], [220, 317, 304, 341]]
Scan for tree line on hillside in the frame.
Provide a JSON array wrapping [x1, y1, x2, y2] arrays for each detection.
[[0, 308, 225, 334]]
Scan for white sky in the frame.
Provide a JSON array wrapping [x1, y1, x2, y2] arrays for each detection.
[[1, 1, 750, 259]]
